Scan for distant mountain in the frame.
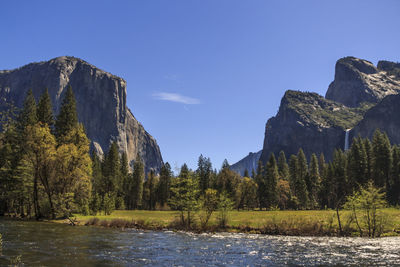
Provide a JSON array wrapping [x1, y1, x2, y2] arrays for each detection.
[[0, 56, 163, 173], [230, 150, 261, 176], [232, 56, 400, 173]]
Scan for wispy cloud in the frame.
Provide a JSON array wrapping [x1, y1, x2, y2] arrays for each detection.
[[152, 92, 200, 105]]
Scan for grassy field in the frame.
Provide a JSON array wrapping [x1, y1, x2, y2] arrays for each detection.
[[68, 208, 400, 236]]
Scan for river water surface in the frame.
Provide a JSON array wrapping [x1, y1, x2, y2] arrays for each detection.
[[1, 218, 400, 266]]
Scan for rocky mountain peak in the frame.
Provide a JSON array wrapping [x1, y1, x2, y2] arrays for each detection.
[[0, 56, 163, 173], [325, 56, 400, 107]]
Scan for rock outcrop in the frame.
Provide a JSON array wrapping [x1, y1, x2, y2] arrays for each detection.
[[0, 56, 163, 173], [325, 57, 400, 107], [258, 90, 370, 163], [352, 93, 400, 144], [230, 150, 261, 176]]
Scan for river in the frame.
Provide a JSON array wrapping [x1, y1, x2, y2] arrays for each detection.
[[1, 218, 400, 266]]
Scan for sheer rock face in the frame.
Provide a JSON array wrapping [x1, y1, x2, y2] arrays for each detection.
[[325, 57, 400, 107], [229, 150, 261, 176], [0, 56, 163, 173], [353, 94, 400, 144], [258, 91, 360, 164]]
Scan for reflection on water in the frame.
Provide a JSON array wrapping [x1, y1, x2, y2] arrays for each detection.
[[1, 218, 400, 266]]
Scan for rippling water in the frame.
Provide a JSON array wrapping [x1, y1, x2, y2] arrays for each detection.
[[1, 218, 400, 266]]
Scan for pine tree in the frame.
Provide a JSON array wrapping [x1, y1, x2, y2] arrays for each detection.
[[264, 153, 279, 208], [254, 160, 266, 209], [37, 88, 54, 127], [389, 145, 400, 205], [277, 151, 289, 180], [17, 89, 37, 131], [332, 149, 348, 207], [308, 153, 320, 209], [119, 152, 129, 209], [197, 154, 212, 194], [372, 130, 392, 189], [243, 169, 249, 178], [347, 136, 368, 191], [101, 141, 120, 210], [364, 138, 373, 181], [144, 170, 158, 210], [130, 154, 144, 209], [158, 162, 172, 207], [55, 85, 78, 140], [296, 149, 309, 209]]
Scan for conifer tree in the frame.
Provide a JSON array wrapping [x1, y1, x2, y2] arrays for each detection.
[[101, 141, 120, 207], [37, 88, 54, 127], [364, 138, 373, 181], [254, 160, 266, 209], [372, 130, 392, 189], [144, 170, 158, 210], [347, 136, 368, 191], [264, 153, 279, 208], [331, 149, 348, 207], [197, 154, 212, 194], [17, 89, 37, 131], [243, 169, 249, 178], [130, 154, 144, 209], [55, 85, 78, 140], [296, 149, 309, 209], [389, 145, 400, 205], [308, 153, 320, 209], [158, 162, 172, 207], [277, 151, 289, 180]]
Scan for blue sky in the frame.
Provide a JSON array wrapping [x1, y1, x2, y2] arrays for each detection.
[[1, 1, 400, 171]]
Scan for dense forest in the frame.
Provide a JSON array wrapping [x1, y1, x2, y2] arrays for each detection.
[[0, 88, 399, 221]]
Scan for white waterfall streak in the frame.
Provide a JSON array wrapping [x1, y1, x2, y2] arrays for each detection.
[[344, 129, 351, 151]]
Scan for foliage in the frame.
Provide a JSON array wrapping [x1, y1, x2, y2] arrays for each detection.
[[344, 181, 388, 237], [199, 188, 218, 228], [284, 90, 374, 130], [217, 192, 234, 228], [169, 169, 200, 228]]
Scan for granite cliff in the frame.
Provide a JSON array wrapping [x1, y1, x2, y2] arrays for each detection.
[[232, 57, 400, 175], [325, 57, 400, 107], [0, 56, 163, 173], [258, 90, 371, 164], [230, 150, 261, 176]]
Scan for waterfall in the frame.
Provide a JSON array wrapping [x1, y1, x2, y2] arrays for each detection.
[[344, 129, 351, 151]]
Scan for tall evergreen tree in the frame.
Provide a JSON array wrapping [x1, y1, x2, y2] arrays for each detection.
[[364, 138, 373, 181], [277, 151, 289, 180], [102, 141, 120, 202], [17, 89, 37, 131], [308, 153, 320, 209], [197, 154, 212, 195], [347, 136, 368, 191], [55, 85, 78, 140], [254, 160, 266, 209], [372, 130, 392, 189], [331, 149, 348, 207], [158, 162, 172, 207], [389, 145, 400, 205], [130, 154, 144, 209], [296, 149, 309, 209], [37, 88, 54, 127], [264, 153, 279, 208]]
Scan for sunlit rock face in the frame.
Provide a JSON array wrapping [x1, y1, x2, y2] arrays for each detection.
[[255, 57, 400, 166], [258, 90, 365, 164], [325, 57, 400, 107], [0, 56, 163, 173], [353, 93, 400, 144]]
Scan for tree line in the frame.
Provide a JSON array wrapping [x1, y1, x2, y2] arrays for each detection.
[[1, 87, 399, 221]]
